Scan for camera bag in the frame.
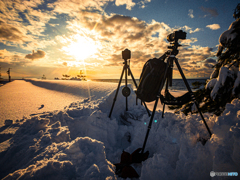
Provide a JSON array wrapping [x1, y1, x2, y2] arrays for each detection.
[[136, 56, 167, 102]]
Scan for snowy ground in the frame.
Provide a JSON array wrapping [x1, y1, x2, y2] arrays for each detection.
[[0, 79, 239, 179]]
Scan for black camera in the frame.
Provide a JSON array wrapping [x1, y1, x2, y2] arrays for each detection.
[[167, 30, 186, 42], [122, 49, 131, 60]]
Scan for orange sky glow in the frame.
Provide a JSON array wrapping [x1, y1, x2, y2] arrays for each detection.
[[1, 0, 238, 80]]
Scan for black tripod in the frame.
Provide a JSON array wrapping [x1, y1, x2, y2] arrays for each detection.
[[109, 49, 151, 118], [140, 38, 212, 155]]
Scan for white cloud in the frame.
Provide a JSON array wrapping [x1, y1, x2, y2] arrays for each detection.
[[138, 0, 151, 8], [189, 28, 201, 34], [115, 0, 136, 10], [181, 26, 201, 34], [206, 24, 220, 30], [188, 9, 194, 18]]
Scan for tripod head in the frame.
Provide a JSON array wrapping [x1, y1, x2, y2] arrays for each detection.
[[166, 30, 187, 56], [122, 49, 131, 61]]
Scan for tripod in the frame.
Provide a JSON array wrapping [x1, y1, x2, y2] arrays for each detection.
[[140, 39, 212, 154], [109, 49, 151, 118]]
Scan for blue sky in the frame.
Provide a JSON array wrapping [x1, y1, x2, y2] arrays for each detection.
[[0, 0, 239, 79]]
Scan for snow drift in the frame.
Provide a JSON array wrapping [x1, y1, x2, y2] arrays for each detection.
[[0, 79, 239, 179]]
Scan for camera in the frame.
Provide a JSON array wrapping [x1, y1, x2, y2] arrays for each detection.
[[122, 49, 131, 60], [167, 30, 186, 42]]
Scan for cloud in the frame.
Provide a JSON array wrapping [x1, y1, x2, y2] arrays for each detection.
[[62, 62, 67, 66], [182, 26, 201, 34], [25, 50, 46, 60], [0, 19, 26, 42], [205, 58, 216, 64], [0, 49, 11, 56], [115, 0, 136, 10], [0, 0, 57, 51], [50, 0, 110, 15], [203, 58, 217, 68], [206, 24, 220, 30], [188, 9, 194, 18], [200, 6, 218, 17], [174, 45, 215, 77], [0, 49, 31, 68], [137, 0, 151, 9], [190, 28, 201, 34], [0, 0, 216, 78], [54, 8, 216, 78]]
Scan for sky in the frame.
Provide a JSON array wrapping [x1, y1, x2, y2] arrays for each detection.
[[0, 0, 239, 79]]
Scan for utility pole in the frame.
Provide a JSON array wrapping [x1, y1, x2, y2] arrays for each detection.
[[7, 68, 11, 82]]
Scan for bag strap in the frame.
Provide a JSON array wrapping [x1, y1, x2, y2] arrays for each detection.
[[163, 89, 192, 105]]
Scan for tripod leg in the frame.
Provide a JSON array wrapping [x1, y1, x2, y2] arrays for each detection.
[[142, 102, 151, 117], [162, 103, 166, 118], [141, 59, 170, 153], [174, 58, 212, 138], [162, 78, 169, 118], [127, 67, 138, 88], [141, 97, 159, 154], [128, 67, 151, 117], [125, 65, 128, 111], [109, 66, 125, 118]]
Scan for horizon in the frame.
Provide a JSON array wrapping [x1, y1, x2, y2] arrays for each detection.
[[0, 0, 239, 79], [0, 77, 209, 81]]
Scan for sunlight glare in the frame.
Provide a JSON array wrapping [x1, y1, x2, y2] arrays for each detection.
[[62, 34, 101, 61]]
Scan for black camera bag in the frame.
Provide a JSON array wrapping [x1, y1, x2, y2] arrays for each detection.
[[136, 57, 167, 102]]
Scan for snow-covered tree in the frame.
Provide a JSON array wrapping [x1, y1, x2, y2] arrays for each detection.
[[171, 3, 240, 116]]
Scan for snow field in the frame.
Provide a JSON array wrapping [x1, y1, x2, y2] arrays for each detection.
[[0, 79, 239, 179]]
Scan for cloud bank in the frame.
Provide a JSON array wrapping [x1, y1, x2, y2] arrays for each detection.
[[0, 0, 216, 79]]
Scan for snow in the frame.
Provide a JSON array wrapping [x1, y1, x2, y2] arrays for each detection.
[[0, 79, 116, 127], [209, 67, 235, 100], [219, 19, 238, 48], [233, 71, 240, 98], [210, 69, 219, 79], [0, 79, 240, 179], [206, 78, 217, 90]]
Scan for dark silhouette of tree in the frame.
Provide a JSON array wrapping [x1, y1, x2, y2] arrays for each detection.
[[170, 3, 240, 116]]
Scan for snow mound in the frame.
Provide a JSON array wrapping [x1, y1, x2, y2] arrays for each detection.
[[1, 84, 240, 179], [209, 67, 235, 100], [0, 105, 117, 179]]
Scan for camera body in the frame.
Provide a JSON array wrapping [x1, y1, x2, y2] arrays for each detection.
[[122, 49, 131, 60], [167, 30, 186, 42]]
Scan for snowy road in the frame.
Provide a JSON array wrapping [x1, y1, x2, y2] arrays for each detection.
[[0, 79, 182, 127], [0, 80, 116, 127]]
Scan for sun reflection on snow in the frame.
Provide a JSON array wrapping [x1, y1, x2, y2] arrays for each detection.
[[60, 28, 103, 100]]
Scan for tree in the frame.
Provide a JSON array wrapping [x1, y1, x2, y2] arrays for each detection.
[[170, 3, 240, 116]]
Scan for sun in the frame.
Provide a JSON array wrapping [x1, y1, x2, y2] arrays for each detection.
[[62, 34, 101, 61]]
